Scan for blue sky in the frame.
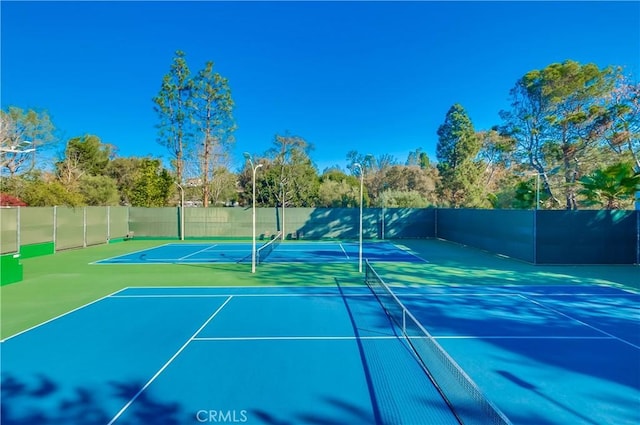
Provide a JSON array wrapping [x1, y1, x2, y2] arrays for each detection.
[[2, 1, 639, 173]]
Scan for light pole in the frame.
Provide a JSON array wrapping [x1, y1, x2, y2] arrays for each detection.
[[176, 183, 185, 240], [353, 162, 365, 273], [244, 152, 262, 273]]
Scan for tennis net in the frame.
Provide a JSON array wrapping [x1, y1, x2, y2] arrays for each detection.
[[257, 232, 283, 264], [364, 260, 511, 425]]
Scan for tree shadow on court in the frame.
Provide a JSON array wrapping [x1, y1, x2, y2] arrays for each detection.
[[350, 263, 640, 424], [1, 374, 185, 425], [251, 396, 375, 425], [332, 277, 460, 424]]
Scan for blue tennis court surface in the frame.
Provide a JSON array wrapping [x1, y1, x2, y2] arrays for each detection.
[[92, 241, 425, 264], [2, 284, 638, 424]]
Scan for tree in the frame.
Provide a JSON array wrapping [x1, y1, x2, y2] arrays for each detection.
[[436, 104, 483, 207], [1, 107, 55, 177], [578, 162, 640, 209], [105, 157, 140, 205], [129, 158, 175, 207], [18, 173, 84, 207], [602, 75, 640, 168], [56, 135, 114, 188], [380, 189, 428, 208], [78, 175, 120, 206], [347, 151, 398, 205], [406, 148, 430, 169], [192, 61, 236, 207], [209, 167, 238, 206], [318, 169, 360, 207], [261, 133, 319, 207], [153, 50, 193, 184], [501, 60, 624, 209]]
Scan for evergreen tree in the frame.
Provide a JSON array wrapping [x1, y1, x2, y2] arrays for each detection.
[[436, 104, 483, 207]]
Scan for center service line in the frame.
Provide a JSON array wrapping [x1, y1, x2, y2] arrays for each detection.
[[107, 295, 233, 425]]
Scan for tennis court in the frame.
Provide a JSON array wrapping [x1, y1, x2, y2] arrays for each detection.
[[92, 240, 426, 265], [2, 256, 638, 425]]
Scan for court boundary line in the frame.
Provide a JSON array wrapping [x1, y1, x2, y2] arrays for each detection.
[[107, 295, 233, 425], [518, 294, 640, 349], [434, 335, 616, 340], [178, 244, 219, 260], [90, 243, 173, 264], [116, 284, 350, 288], [339, 243, 350, 259], [191, 335, 617, 341], [385, 241, 430, 263], [109, 292, 433, 299], [0, 288, 128, 343], [193, 336, 400, 341]]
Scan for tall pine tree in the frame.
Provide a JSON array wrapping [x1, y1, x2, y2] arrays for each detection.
[[153, 50, 193, 184], [436, 104, 483, 207]]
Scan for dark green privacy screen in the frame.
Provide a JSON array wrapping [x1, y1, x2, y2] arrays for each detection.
[[436, 209, 535, 263], [535, 210, 638, 264]]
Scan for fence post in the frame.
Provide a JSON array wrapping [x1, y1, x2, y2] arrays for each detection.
[[533, 209, 537, 265], [83, 207, 87, 248], [53, 206, 57, 253], [16, 206, 21, 254]]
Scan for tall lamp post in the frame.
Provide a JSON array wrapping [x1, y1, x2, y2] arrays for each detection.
[[244, 152, 262, 274], [353, 162, 365, 273], [176, 183, 185, 241]]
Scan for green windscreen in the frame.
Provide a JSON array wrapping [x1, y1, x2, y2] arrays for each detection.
[[109, 207, 129, 239], [21, 207, 54, 245], [129, 207, 179, 238], [436, 209, 535, 263], [55, 207, 85, 250], [86, 207, 108, 246], [0, 208, 18, 254]]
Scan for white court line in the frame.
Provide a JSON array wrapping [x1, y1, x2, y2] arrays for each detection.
[[519, 294, 640, 350], [193, 335, 617, 342], [193, 335, 399, 341], [339, 243, 350, 259], [119, 284, 341, 289], [90, 243, 173, 264], [107, 295, 233, 425], [386, 242, 430, 263], [178, 244, 218, 260], [433, 335, 616, 340], [110, 293, 387, 299], [0, 288, 127, 343]]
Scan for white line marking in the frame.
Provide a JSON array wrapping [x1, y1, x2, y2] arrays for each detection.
[[192, 335, 618, 342], [0, 288, 126, 343], [178, 244, 218, 260], [339, 243, 350, 259], [107, 295, 233, 425], [110, 293, 380, 299], [90, 243, 174, 264], [519, 294, 640, 350], [193, 336, 396, 341], [386, 241, 430, 263], [433, 335, 616, 340]]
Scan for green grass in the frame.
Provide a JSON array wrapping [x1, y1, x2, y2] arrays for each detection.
[[2, 238, 637, 339]]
